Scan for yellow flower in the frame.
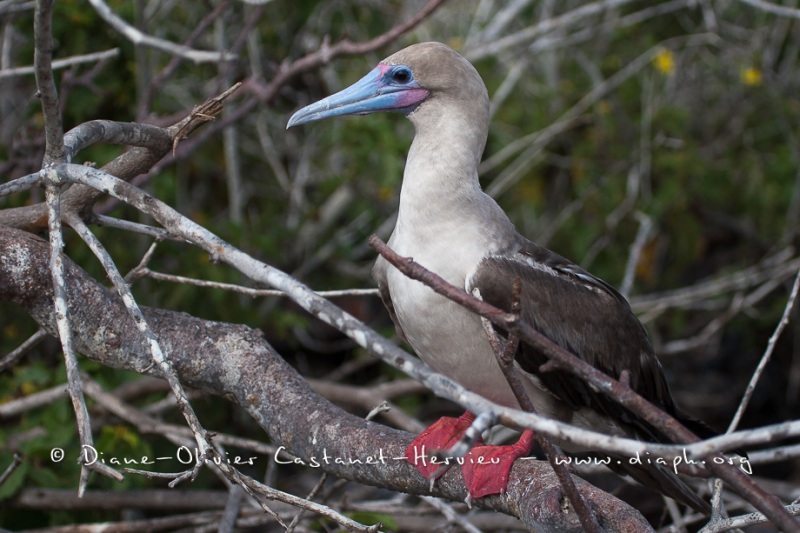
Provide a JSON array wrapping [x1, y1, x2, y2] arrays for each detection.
[[741, 67, 763, 86], [652, 48, 675, 76]]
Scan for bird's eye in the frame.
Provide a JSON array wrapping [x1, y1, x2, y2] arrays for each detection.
[[392, 68, 411, 83]]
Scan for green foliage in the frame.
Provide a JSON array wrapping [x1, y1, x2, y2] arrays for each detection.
[[346, 512, 397, 531]]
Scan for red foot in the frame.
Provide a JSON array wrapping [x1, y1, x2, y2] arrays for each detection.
[[406, 411, 481, 479], [462, 430, 535, 499]]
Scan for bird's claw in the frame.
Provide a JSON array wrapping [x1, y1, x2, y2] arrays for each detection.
[[461, 430, 535, 499], [405, 412, 479, 481]]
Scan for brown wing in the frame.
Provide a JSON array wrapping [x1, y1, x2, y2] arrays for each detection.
[[468, 239, 713, 512], [466, 238, 716, 444]]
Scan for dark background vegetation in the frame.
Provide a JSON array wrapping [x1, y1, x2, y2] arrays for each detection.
[[1, 0, 799, 530]]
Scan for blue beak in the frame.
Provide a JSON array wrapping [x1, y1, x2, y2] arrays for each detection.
[[287, 65, 429, 128]]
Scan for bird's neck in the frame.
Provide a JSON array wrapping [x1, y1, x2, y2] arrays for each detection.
[[398, 111, 488, 225]]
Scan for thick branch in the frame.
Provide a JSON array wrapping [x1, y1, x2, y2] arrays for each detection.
[[0, 225, 653, 532]]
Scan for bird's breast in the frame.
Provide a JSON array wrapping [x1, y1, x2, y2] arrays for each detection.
[[383, 224, 520, 407]]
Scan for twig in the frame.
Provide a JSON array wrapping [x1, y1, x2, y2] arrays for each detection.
[[0, 48, 119, 80], [0, 383, 67, 418], [660, 277, 783, 355], [421, 496, 483, 533], [137, 0, 232, 118], [218, 485, 245, 533], [0, 173, 42, 197], [620, 211, 653, 298], [0, 1, 35, 15], [94, 215, 175, 241], [85, 0, 233, 63], [477, 281, 601, 533], [699, 502, 800, 533], [630, 249, 800, 314], [234, 473, 380, 533], [175, 0, 445, 155], [34, 0, 64, 163], [747, 443, 800, 465], [43, 176, 122, 491], [482, 34, 719, 198], [727, 267, 800, 432], [0, 453, 24, 486], [0, 328, 48, 372], [467, 0, 639, 60], [737, 0, 800, 20], [134, 268, 379, 298], [66, 213, 212, 484]]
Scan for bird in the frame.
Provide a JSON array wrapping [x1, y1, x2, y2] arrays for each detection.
[[288, 41, 713, 513]]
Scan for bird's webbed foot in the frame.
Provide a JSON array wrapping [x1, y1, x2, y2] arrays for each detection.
[[461, 429, 535, 500], [405, 411, 482, 481]]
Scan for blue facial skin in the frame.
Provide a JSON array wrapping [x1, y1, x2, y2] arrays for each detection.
[[287, 64, 430, 128]]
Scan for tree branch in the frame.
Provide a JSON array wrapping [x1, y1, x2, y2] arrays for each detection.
[[33, 0, 64, 163], [85, 0, 233, 63], [0, 86, 238, 231], [0, 225, 653, 532]]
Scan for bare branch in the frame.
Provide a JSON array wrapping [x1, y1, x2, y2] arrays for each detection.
[[176, 0, 446, 154], [0, 1, 35, 16], [0, 173, 42, 198], [467, 0, 639, 61], [43, 177, 122, 490], [134, 268, 379, 299], [699, 502, 800, 533], [0, 225, 654, 531], [20, 165, 800, 460], [0, 328, 48, 372], [631, 250, 800, 315], [86, 0, 234, 63], [34, 0, 64, 163], [67, 214, 214, 482], [0, 86, 238, 232], [737, 0, 800, 20], [62, 120, 172, 162], [728, 267, 800, 432], [0, 383, 66, 418], [620, 211, 653, 299], [0, 453, 24, 486], [477, 282, 601, 533], [0, 48, 119, 80]]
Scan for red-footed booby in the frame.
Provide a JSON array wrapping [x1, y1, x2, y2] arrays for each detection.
[[288, 42, 712, 513]]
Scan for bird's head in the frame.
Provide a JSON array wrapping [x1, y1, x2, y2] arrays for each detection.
[[287, 42, 488, 129]]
